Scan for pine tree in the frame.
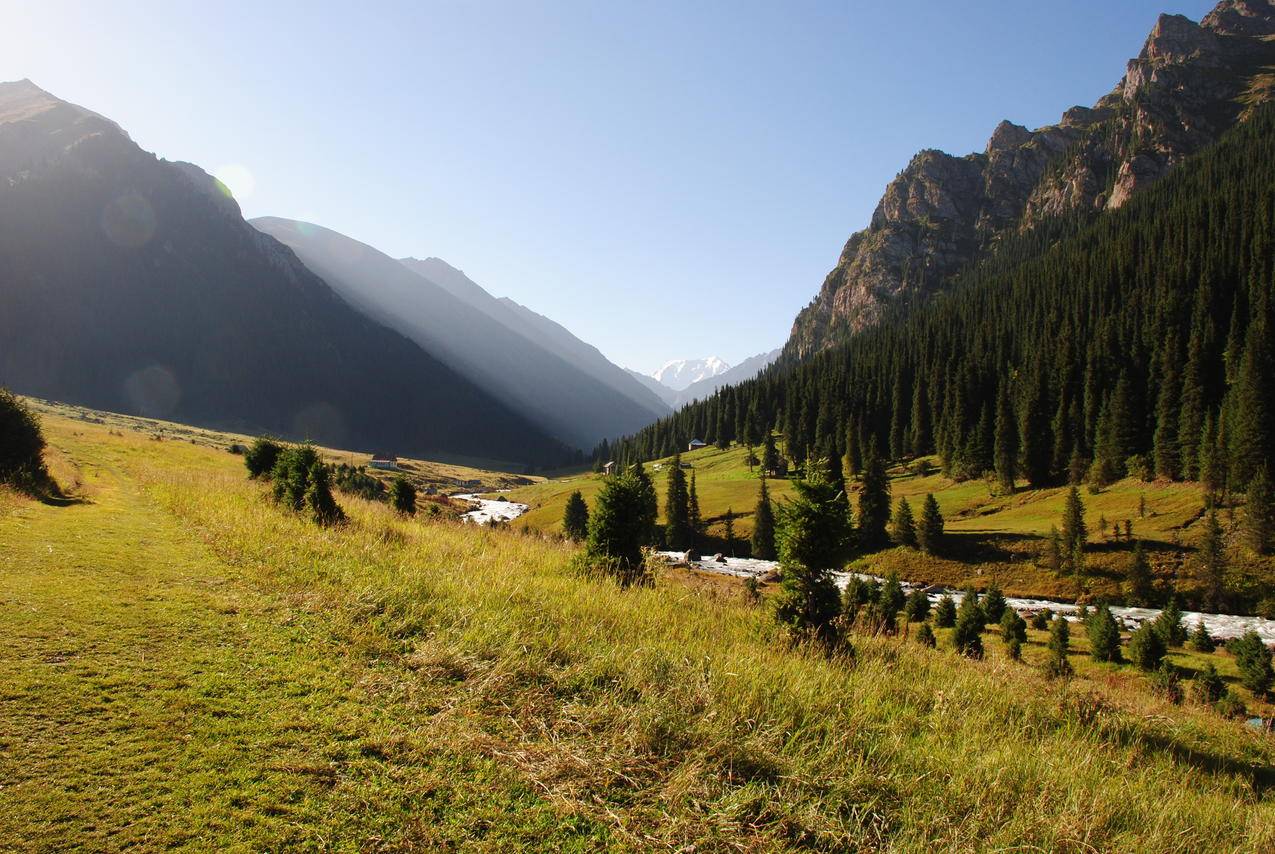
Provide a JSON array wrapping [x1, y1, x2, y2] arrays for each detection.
[[982, 583, 1006, 623], [1177, 293, 1210, 481], [1189, 619, 1216, 653], [934, 595, 957, 628], [1091, 399, 1123, 487], [244, 436, 283, 478], [586, 464, 658, 583], [751, 477, 777, 560], [1045, 616, 1074, 678], [688, 472, 704, 544], [917, 493, 944, 555], [952, 592, 985, 658], [879, 572, 905, 633], [1232, 630, 1274, 696], [562, 490, 589, 542], [1060, 487, 1087, 560], [857, 437, 891, 549], [1152, 597, 1187, 647], [761, 432, 779, 474], [664, 453, 693, 550], [1044, 526, 1063, 575], [994, 382, 1017, 493], [1198, 508, 1227, 612], [916, 621, 937, 648], [910, 373, 931, 457], [1245, 465, 1274, 555], [773, 469, 853, 644], [844, 421, 862, 479], [1128, 622, 1165, 671], [1153, 333, 1182, 479], [905, 588, 931, 622], [1087, 604, 1122, 662], [1020, 367, 1054, 487], [890, 370, 908, 460], [1126, 541, 1154, 607], [389, 474, 417, 516], [1000, 608, 1027, 644], [1199, 412, 1226, 498], [891, 497, 918, 548], [1227, 315, 1274, 490]]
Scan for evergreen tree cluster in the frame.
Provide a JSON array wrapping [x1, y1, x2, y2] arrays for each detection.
[[0, 388, 52, 494], [602, 107, 1275, 537]]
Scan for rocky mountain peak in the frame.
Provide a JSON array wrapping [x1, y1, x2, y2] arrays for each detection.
[[785, 0, 1275, 359]]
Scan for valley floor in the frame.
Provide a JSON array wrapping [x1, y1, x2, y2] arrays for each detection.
[[3, 416, 1275, 850]]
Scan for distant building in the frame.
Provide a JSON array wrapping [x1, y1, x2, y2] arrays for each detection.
[[602, 460, 616, 476], [765, 458, 789, 478], [688, 439, 707, 451], [369, 454, 398, 471]]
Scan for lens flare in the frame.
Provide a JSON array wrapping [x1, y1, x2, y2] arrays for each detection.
[[214, 163, 256, 200]]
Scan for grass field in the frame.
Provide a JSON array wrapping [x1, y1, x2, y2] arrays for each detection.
[[507, 444, 1275, 607], [3, 408, 1275, 849]]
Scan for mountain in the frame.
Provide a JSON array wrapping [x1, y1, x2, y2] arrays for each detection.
[[787, 0, 1275, 358], [652, 357, 731, 391], [251, 219, 666, 450], [671, 349, 781, 407], [397, 257, 670, 418], [0, 79, 571, 467], [623, 368, 679, 407]]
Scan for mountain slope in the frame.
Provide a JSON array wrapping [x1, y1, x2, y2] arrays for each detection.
[[788, 0, 1275, 357], [0, 80, 570, 467], [623, 368, 679, 407], [398, 257, 670, 418], [252, 218, 665, 449]]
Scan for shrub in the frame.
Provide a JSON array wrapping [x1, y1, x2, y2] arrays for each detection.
[[0, 388, 51, 493], [934, 595, 957, 628], [915, 621, 937, 648], [1191, 663, 1225, 705], [878, 573, 906, 632], [1127, 622, 1165, 671], [1030, 610, 1051, 631], [1006, 637, 1023, 661], [1148, 662, 1183, 704], [332, 464, 386, 500], [304, 462, 345, 527], [1215, 689, 1247, 719], [1230, 631, 1274, 697], [244, 437, 283, 478], [389, 475, 417, 516], [271, 445, 321, 510]]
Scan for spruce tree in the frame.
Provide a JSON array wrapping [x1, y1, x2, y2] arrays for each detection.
[[1000, 609, 1027, 644], [761, 432, 779, 474], [1126, 541, 1154, 607], [1152, 597, 1187, 647], [773, 468, 853, 644], [1198, 508, 1227, 612], [244, 436, 283, 479], [1153, 333, 1182, 479], [1231, 630, 1274, 696], [1045, 616, 1074, 678], [1044, 526, 1063, 575], [844, 421, 862, 479], [1227, 316, 1274, 490], [910, 374, 931, 457], [994, 382, 1017, 493], [857, 437, 891, 549], [1199, 412, 1226, 498], [586, 464, 658, 583], [389, 474, 416, 516], [905, 588, 931, 622], [918, 493, 944, 555], [1087, 604, 1122, 662], [1189, 619, 1215, 653], [723, 507, 736, 556], [1128, 622, 1165, 671], [562, 490, 589, 542], [1192, 663, 1225, 704], [982, 583, 1006, 623], [688, 472, 704, 544], [879, 572, 905, 633], [305, 462, 345, 527], [916, 621, 937, 648], [751, 477, 777, 560], [934, 594, 957, 628], [1020, 367, 1054, 487], [1091, 400, 1122, 487], [891, 497, 918, 548], [664, 454, 693, 550], [1245, 465, 1274, 555], [1060, 487, 1087, 560], [952, 592, 985, 658]]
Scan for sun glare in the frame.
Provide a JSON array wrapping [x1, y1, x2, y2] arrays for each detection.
[[213, 163, 256, 200]]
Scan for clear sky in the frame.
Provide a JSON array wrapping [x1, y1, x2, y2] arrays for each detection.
[[3, 0, 1216, 373]]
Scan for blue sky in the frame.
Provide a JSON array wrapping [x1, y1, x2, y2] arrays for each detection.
[[4, 0, 1215, 372]]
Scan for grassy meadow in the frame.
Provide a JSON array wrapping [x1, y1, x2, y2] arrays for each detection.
[[3, 408, 1275, 850]]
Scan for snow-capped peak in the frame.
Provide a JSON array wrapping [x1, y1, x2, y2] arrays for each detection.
[[651, 356, 731, 391]]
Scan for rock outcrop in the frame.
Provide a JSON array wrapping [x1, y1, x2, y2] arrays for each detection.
[[787, 0, 1275, 358]]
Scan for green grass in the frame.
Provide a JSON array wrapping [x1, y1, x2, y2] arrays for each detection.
[[3, 414, 1275, 850]]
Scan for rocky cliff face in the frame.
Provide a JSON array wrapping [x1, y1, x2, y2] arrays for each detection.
[[787, 0, 1275, 358]]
